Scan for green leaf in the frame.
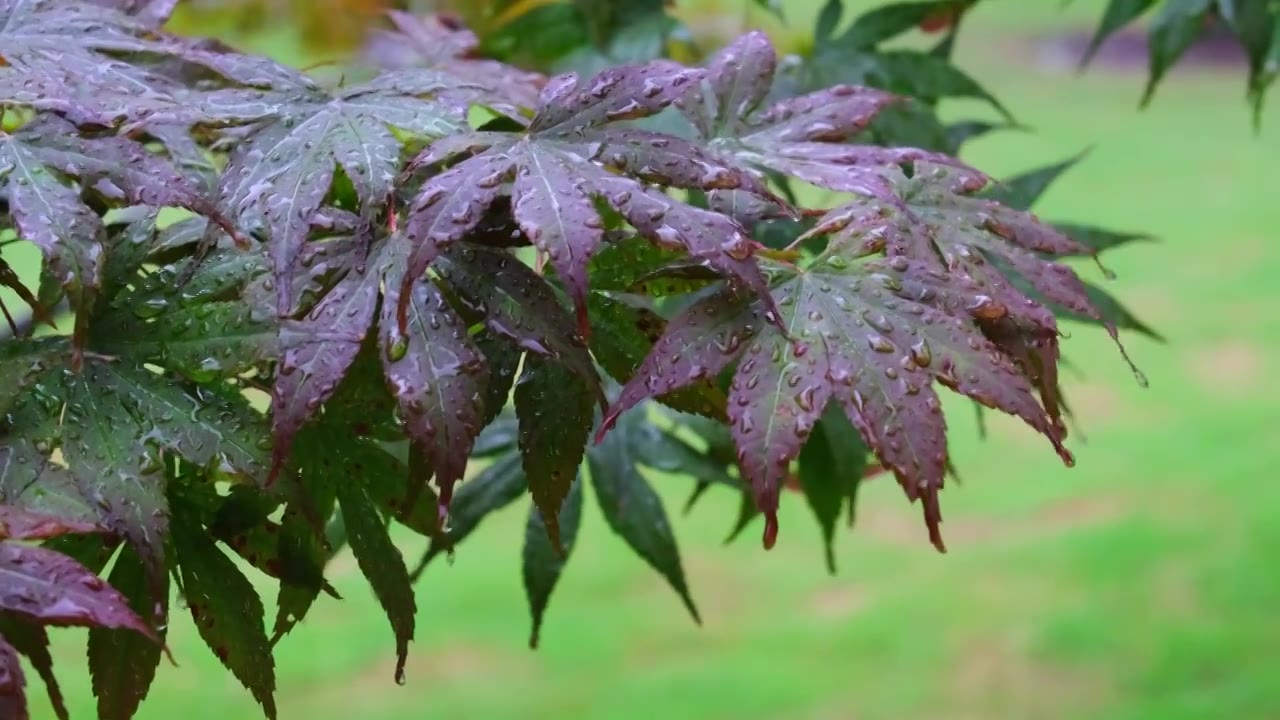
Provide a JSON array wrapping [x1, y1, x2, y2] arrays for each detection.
[[815, 0, 845, 46], [810, 48, 1012, 120], [1083, 0, 1160, 66], [752, 0, 786, 21], [1053, 223, 1155, 254], [336, 468, 416, 684], [983, 152, 1089, 211], [588, 410, 700, 623], [88, 545, 166, 720], [522, 477, 583, 649], [272, 428, 339, 642], [838, 1, 969, 50], [798, 404, 868, 572], [172, 500, 277, 720], [515, 357, 595, 552], [60, 366, 169, 598], [1143, 0, 1215, 106]]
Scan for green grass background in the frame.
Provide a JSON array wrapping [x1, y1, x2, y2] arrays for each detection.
[[8, 0, 1280, 718]]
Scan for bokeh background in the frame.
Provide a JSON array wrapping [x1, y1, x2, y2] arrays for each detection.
[[10, 0, 1280, 718]]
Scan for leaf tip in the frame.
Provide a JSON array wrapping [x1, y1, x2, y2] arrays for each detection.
[[761, 510, 778, 550]]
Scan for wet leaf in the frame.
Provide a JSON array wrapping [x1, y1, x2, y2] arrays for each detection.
[[0, 541, 158, 639], [603, 239, 1073, 550], [271, 247, 381, 481], [364, 11, 544, 108], [589, 409, 700, 622], [515, 357, 594, 552], [403, 60, 773, 325], [336, 466, 415, 685], [205, 65, 471, 314], [676, 32, 984, 213], [171, 499, 277, 719], [88, 545, 166, 720], [380, 251, 488, 510], [798, 404, 868, 571], [435, 245, 601, 396], [0, 506, 102, 541], [522, 475, 582, 648]]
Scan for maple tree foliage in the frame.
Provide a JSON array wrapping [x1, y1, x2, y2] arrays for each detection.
[[8, 0, 1272, 716]]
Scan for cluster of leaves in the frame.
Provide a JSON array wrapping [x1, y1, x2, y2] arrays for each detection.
[[0, 0, 1196, 718]]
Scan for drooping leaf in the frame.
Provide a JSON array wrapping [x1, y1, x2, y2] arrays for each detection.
[[982, 152, 1088, 211], [58, 366, 169, 593], [171, 500, 277, 719], [403, 60, 774, 326], [604, 238, 1073, 550], [1053, 223, 1154, 254], [522, 475, 583, 649], [515, 357, 594, 552], [752, 0, 787, 21], [270, 242, 381, 481], [380, 244, 489, 511], [798, 403, 868, 572], [1143, 0, 1215, 105], [0, 632, 27, 720], [88, 545, 167, 720], [271, 433, 339, 643], [0, 613, 64, 720], [336, 465, 416, 685], [1083, 0, 1161, 66], [589, 408, 700, 622]]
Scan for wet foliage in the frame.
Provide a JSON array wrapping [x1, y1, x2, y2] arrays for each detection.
[[11, 0, 1274, 716]]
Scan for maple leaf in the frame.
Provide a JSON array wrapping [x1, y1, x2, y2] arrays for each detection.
[[805, 162, 1146, 414], [87, 544, 166, 720], [378, 237, 490, 515], [601, 241, 1073, 550], [203, 60, 474, 314], [364, 11, 545, 109], [401, 59, 775, 333], [0, 0, 192, 124], [170, 497, 277, 719], [588, 403, 700, 622], [0, 117, 234, 335], [1, 213, 271, 596], [522, 474, 582, 649], [674, 31, 984, 215]]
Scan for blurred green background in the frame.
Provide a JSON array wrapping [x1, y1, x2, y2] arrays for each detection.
[[10, 1, 1280, 718]]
